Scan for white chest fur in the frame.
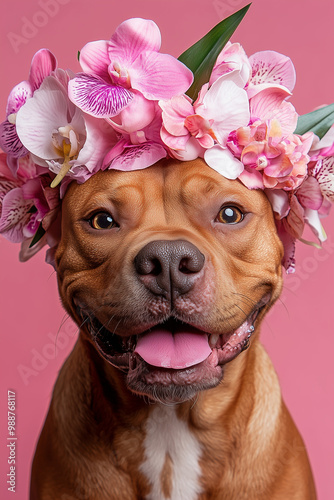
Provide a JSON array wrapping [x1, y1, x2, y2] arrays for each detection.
[[140, 405, 202, 500]]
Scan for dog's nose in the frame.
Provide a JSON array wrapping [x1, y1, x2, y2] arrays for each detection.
[[134, 240, 205, 299]]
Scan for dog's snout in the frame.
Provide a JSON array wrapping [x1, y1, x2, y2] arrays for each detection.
[[134, 240, 205, 299]]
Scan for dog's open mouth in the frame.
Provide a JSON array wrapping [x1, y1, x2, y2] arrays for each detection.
[[77, 295, 269, 398]]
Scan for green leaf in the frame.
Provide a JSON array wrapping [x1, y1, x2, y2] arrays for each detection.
[[29, 222, 46, 248], [77, 50, 80, 62], [178, 4, 251, 100], [294, 103, 334, 139]]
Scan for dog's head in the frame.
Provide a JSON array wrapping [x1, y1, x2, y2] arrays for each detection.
[[55, 158, 283, 403]]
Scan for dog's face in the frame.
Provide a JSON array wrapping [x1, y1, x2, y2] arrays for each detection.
[[56, 158, 283, 403]]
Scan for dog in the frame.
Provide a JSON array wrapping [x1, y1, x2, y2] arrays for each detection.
[[30, 157, 317, 500]]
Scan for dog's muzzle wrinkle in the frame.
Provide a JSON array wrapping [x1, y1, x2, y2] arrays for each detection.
[[134, 239, 205, 301]]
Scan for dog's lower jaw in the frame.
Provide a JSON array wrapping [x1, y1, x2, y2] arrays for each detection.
[[31, 333, 316, 500], [78, 301, 265, 404]]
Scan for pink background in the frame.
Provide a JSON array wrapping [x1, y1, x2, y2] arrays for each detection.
[[0, 0, 333, 498]]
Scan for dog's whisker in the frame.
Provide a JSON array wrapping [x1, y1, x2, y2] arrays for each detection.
[[112, 318, 124, 335], [47, 270, 57, 281], [275, 296, 290, 318], [79, 315, 91, 330], [190, 393, 199, 410], [51, 313, 72, 354], [232, 292, 257, 306], [235, 303, 249, 321], [101, 314, 117, 333]]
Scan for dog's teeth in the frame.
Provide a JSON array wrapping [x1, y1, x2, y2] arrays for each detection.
[[247, 325, 255, 333], [209, 334, 219, 347]]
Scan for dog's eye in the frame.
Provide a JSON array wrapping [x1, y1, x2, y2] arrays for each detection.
[[218, 206, 244, 224], [90, 212, 116, 230]]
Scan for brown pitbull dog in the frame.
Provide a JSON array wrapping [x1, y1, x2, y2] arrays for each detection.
[[30, 158, 316, 500]]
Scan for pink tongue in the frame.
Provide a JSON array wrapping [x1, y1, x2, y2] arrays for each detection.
[[134, 326, 211, 369]]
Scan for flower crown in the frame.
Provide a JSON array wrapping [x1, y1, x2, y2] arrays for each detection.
[[0, 7, 333, 272]]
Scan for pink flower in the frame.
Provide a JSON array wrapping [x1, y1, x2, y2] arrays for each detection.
[[209, 42, 251, 87], [0, 49, 57, 165], [247, 50, 296, 97], [68, 18, 193, 132], [0, 152, 59, 244], [266, 174, 327, 273], [103, 110, 167, 172], [16, 77, 117, 189], [240, 127, 313, 190], [309, 156, 334, 203], [308, 126, 334, 203], [249, 86, 298, 137], [310, 124, 334, 160], [160, 73, 250, 177]]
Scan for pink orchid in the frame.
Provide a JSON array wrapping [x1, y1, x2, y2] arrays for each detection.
[[160, 73, 250, 177], [308, 124, 334, 203], [265, 180, 325, 274], [103, 111, 167, 171], [16, 76, 117, 189], [249, 86, 298, 137], [68, 18, 193, 132], [209, 42, 251, 87], [0, 49, 57, 166], [309, 156, 334, 203], [247, 50, 296, 98], [0, 152, 59, 244], [266, 174, 326, 257]]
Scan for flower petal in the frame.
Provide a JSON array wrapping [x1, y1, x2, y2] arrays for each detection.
[[68, 73, 133, 118], [310, 124, 334, 157], [0, 152, 15, 180], [73, 116, 117, 174], [168, 136, 204, 161], [283, 195, 305, 239], [6, 81, 33, 116], [160, 95, 193, 136], [130, 52, 193, 100], [160, 125, 190, 150], [108, 92, 156, 133], [249, 51, 296, 92], [209, 42, 251, 87], [79, 40, 111, 79], [16, 83, 82, 159], [275, 220, 296, 273], [19, 234, 47, 261], [304, 208, 327, 243], [204, 146, 244, 179], [250, 87, 297, 137], [296, 176, 323, 210], [0, 120, 28, 158], [29, 49, 57, 91], [0, 187, 32, 242], [0, 177, 19, 206], [238, 168, 264, 189], [108, 142, 166, 171], [200, 79, 250, 145], [265, 189, 290, 218], [108, 18, 161, 67], [313, 156, 334, 202]]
